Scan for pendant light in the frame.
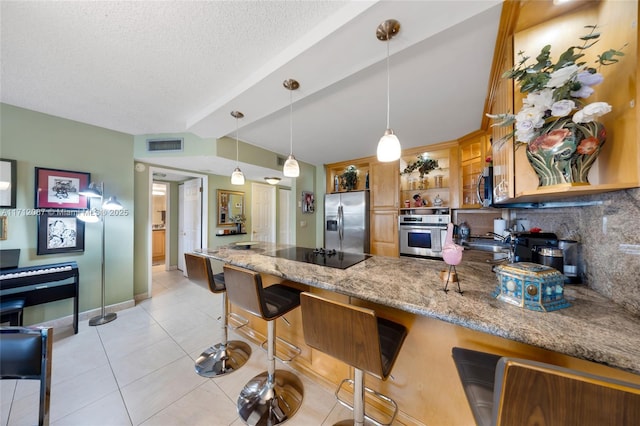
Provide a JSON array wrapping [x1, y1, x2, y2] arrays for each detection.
[[230, 110, 245, 185], [283, 79, 300, 178], [376, 19, 401, 162]]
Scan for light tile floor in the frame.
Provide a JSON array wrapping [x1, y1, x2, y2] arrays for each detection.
[[1, 266, 355, 426]]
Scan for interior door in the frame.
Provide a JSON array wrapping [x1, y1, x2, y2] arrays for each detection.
[[180, 178, 202, 274], [251, 182, 276, 242], [278, 188, 291, 244]]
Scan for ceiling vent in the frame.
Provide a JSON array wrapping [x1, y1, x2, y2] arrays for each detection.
[[146, 138, 184, 152]]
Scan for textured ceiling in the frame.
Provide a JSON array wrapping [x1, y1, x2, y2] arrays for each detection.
[[1, 0, 503, 181]]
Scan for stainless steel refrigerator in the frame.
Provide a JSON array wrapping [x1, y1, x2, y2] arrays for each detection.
[[324, 191, 370, 254]]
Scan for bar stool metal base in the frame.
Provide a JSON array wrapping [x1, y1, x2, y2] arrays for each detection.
[[195, 340, 251, 378], [237, 369, 304, 426]]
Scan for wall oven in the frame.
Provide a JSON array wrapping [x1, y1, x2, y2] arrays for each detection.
[[399, 213, 450, 258]]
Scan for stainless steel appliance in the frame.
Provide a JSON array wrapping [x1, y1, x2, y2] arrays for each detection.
[[324, 191, 370, 253], [399, 212, 450, 258]]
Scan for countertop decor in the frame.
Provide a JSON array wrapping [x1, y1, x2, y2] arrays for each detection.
[[487, 25, 625, 187], [196, 242, 640, 376]]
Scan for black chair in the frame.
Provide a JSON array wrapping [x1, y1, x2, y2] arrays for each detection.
[[0, 327, 53, 426], [452, 346, 640, 426], [300, 292, 407, 426], [184, 253, 251, 378], [223, 264, 304, 426], [0, 298, 25, 326]]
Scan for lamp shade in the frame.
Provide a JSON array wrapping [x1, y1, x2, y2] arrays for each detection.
[[79, 183, 102, 198], [103, 196, 123, 210], [231, 167, 245, 185], [77, 210, 100, 223], [377, 129, 401, 162], [283, 154, 300, 177]]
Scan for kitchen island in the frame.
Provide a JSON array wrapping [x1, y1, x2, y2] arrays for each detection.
[[196, 243, 640, 425]]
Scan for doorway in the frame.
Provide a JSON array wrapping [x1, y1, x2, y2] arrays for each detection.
[[151, 182, 167, 266], [147, 167, 208, 297]]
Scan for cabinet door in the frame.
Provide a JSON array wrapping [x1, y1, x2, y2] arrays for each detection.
[[152, 230, 165, 260], [370, 161, 399, 210], [370, 210, 398, 257], [459, 133, 490, 208]]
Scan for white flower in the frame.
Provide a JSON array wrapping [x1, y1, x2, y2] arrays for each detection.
[[523, 89, 554, 111], [551, 100, 576, 117], [570, 85, 595, 99], [516, 107, 545, 129], [572, 102, 612, 123], [545, 64, 579, 88], [576, 71, 603, 86]]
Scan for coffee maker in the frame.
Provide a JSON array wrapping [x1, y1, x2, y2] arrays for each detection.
[[512, 232, 559, 263]]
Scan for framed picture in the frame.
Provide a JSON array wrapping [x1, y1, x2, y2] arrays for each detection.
[[0, 216, 6, 240], [37, 210, 85, 255], [302, 191, 315, 214], [0, 158, 17, 209], [35, 167, 90, 209]]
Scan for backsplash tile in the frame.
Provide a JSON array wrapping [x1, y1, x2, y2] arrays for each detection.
[[513, 188, 640, 315]]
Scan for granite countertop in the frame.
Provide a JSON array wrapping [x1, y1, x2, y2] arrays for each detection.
[[196, 243, 640, 375]]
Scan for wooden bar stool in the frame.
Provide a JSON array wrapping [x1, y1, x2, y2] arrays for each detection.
[[184, 253, 251, 378], [452, 347, 640, 426], [223, 264, 304, 425], [300, 292, 408, 426]]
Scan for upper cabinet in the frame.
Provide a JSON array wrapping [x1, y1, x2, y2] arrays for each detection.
[[326, 159, 370, 194], [488, 0, 639, 204], [370, 160, 399, 210], [458, 131, 492, 208], [400, 141, 459, 209]]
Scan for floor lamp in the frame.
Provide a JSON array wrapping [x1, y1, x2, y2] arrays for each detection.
[[78, 182, 123, 326]]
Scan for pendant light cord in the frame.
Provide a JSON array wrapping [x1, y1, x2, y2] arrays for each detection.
[[235, 116, 240, 166], [289, 89, 294, 155], [386, 38, 390, 129]]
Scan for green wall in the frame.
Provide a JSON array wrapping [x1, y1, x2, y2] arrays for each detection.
[[0, 103, 135, 325]]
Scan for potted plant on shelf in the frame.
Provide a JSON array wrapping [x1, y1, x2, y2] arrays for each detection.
[[340, 165, 359, 191], [402, 156, 439, 179]]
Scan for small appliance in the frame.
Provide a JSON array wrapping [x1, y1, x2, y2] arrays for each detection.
[[511, 232, 559, 263]]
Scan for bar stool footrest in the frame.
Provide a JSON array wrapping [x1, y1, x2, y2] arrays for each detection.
[[227, 312, 249, 330], [260, 335, 302, 363], [335, 378, 398, 426]]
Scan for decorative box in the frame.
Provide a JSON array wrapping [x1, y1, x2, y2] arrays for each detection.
[[492, 262, 570, 312]]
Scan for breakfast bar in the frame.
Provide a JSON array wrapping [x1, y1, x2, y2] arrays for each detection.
[[196, 243, 640, 425]]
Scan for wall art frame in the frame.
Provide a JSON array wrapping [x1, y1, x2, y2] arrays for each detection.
[[0, 158, 17, 209], [35, 167, 90, 210], [302, 191, 315, 214], [0, 216, 7, 240], [37, 210, 85, 255]]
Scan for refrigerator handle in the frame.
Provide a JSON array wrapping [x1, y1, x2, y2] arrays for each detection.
[[338, 205, 343, 241]]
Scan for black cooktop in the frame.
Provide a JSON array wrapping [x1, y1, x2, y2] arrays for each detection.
[[270, 247, 370, 270]]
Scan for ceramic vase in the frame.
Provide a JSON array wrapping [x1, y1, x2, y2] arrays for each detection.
[[525, 118, 606, 187]]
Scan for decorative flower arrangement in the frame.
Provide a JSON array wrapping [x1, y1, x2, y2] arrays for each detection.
[[402, 156, 439, 178], [487, 25, 625, 186], [231, 214, 245, 224]]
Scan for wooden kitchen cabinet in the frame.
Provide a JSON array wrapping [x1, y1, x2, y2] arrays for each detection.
[[459, 130, 492, 208], [370, 210, 398, 257], [152, 229, 165, 261], [325, 159, 369, 193], [369, 160, 399, 210], [487, 0, 639, 204], [400, 141, 459, 209]]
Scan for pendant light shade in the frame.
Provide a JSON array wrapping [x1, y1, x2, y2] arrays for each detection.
[[230, 111, 245, 185], [376, 19, 401, 162], [283, 79, 300, 178]]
